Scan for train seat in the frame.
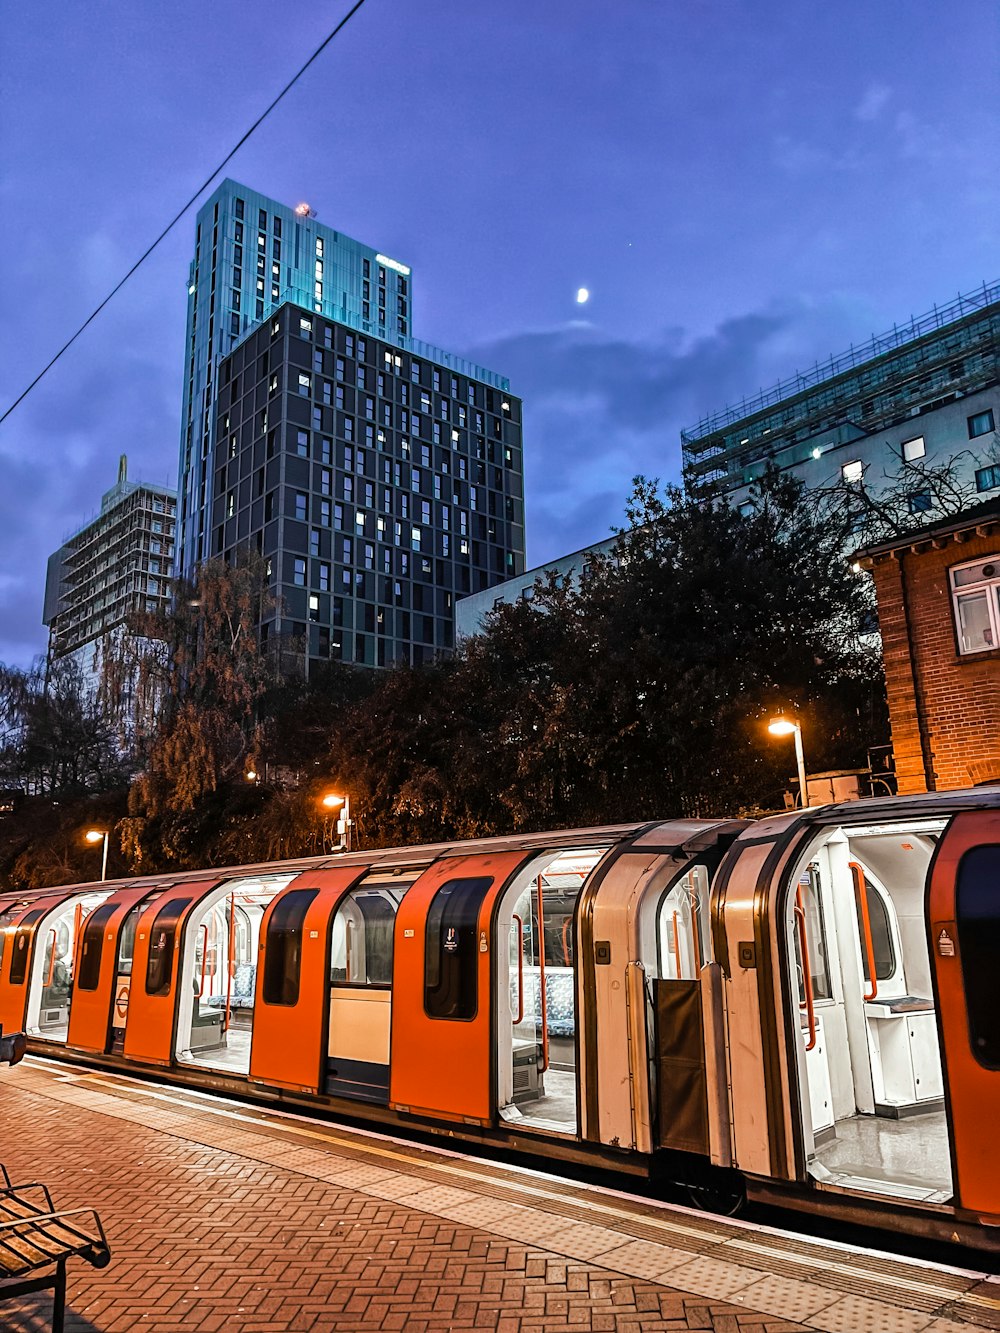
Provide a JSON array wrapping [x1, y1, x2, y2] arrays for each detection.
[[516, 967, 575, 1037], [206, 963, 257, 1011]]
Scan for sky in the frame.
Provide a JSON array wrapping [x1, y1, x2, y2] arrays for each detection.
[[1, 0, 998, 666]]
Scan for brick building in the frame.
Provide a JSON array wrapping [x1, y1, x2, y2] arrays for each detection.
[[855, 500, 1000, 793]]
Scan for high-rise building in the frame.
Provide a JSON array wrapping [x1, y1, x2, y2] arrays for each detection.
[[43, 455, 176, 698], [214, 303, 523, 669], [179, 180, 419, 575], [181, 180, 524, 671], [682, 282, 1000, 514]]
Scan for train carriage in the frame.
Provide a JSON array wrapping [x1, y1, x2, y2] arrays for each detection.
[[0, 788, 997, 1250]]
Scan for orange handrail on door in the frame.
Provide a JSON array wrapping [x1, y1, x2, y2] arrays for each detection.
[[224, 894, 236, 1033], [560, 917, 572, 966], [536, 875, 549, 1073], [849, 861, 878, 1001], [512, 915, 524, 1025], [671, 910, 683, 978], [45, 929, 58, 985], [198, 924, 209, 997], [688, 891, 703, 969], [794, 886, 817, 1052]]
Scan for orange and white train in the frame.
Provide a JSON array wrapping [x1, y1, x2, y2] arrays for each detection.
[[1, 788, 998, 1249]]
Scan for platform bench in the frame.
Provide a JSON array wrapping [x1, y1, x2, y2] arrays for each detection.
[[0, 1164, 111, 1333]]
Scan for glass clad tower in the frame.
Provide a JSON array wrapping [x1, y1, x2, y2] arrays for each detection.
[[178, 180, 413, 574], [177, 179, 524, 672]]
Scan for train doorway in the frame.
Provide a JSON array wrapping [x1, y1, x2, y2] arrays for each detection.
[[25, 890, 112, 1042], [788, 819, 951, 1203], [495, 847, 605, 1135], [324, 874, 413, 1103], [175, 873, 296, 1075]]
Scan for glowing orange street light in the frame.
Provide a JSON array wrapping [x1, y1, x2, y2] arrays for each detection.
[[768, 714, 808, 809], [85, 829, 109, 882], [320, 792, 352, 852]]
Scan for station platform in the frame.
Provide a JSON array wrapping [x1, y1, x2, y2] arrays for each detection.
[[1, 1058, 998, 1332]]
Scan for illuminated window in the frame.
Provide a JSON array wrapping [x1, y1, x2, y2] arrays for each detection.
[[842, 460, 864, 484], [951, 556, 1000, 654]]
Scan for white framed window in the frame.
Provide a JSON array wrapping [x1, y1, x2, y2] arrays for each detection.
[[842, 460, 864, 484], [901, 436, 925, 463], [951, 556, 1000, 654]]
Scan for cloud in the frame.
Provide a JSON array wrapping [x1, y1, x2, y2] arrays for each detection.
[[855, 83, 892, 123], [771, 134, 863, 176], [468, 299, 866, 567]]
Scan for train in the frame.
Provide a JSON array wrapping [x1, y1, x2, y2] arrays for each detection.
[[0, 785, 998, 1250]]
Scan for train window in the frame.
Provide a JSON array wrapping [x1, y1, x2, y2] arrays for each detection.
[[77, 903, 119, 992], [795, 867, 833, 1003], [145, 899, 192, 997], [659, 866, 711, 979], [956, 844, 1000, 1069], [9, 909, 47, 986], [117, 897, 157, 976], [854, 877, 895, 982], [330, 887, 406, 986], [424, 877, 492, 1021], [262, 888, 319, 1006], [0, 906, 19, 970]]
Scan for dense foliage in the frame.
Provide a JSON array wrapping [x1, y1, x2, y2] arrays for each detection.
[[0, 474, 887, 888]]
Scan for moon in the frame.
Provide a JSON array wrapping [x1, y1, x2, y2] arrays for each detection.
[[576, 287, 590, 305]]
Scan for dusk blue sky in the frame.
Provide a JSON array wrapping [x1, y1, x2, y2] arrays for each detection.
[[2, 1, 998, 666]]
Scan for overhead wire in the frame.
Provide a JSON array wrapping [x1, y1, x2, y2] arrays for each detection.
[[0, 0, 371, 428]]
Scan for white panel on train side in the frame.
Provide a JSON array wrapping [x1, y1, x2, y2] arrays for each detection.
[[328, 988, 391, 1064]]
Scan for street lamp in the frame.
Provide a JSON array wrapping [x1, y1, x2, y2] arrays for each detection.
[[85, 829, 109, 882], [768, 715, 808, 810], [320, 792, 352, 852]]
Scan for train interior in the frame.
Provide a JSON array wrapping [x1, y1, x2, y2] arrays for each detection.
[[658, 864, 712, 981], [786, 817, 951, 1203], [175, 873, 297, 1074], [26, 890, 112, 1041], [495, 847, 606, 1135], [326, 872, 414, 1104]]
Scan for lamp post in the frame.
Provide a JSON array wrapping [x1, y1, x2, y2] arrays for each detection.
[[768, 715, 808, 810], [320, 793, 352, 852], [85, 829, 109, 882]]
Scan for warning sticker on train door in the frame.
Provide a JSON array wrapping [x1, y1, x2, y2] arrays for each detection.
[[936, 926, 956, 958], [444, 927, 458, 953], [115, 977, 131, 1020], [479, 931, 488, 953]]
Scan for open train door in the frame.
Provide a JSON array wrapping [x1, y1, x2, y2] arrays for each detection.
[[123, 879, 221, 1065], [67, 884, 161, 1054], [928, 808, 1000, 1222], [390, 850, 531, 1124]]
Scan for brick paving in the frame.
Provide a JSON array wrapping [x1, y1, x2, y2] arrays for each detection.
[[0, 1061, 995, 1332]]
